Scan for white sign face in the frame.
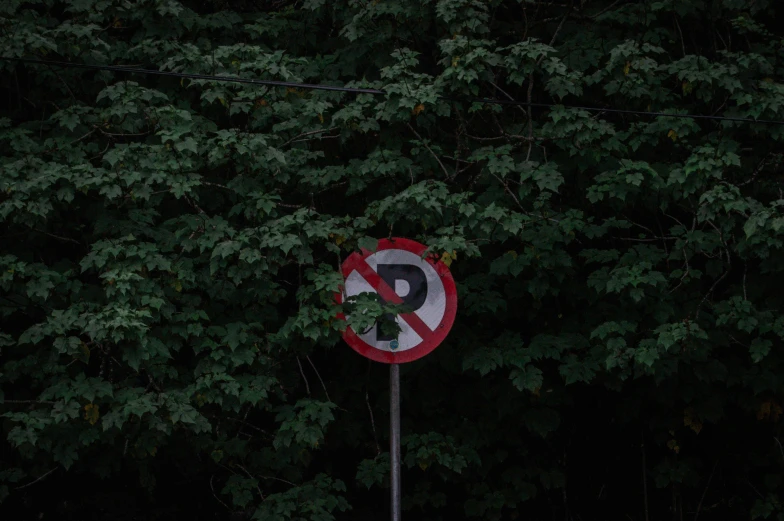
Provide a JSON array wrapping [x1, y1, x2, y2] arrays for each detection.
[[339, 238, 457, 364], [344, 249, 446, 353]]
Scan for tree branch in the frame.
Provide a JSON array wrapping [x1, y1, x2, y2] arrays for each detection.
[[32, 228, 82, 245], [695, 221, 731, 320], [281, 127, 338, 147], [406, 123, 452, 179], [305, 355, 331, 402], [588, 0, 623, 19], [210, 475, 232, 511], [3, 399, 57, 405], [694, 461, 719, 521], [235, 464, 266, 501], [16, 467, 57, 490], [296, 357, 311, 395]]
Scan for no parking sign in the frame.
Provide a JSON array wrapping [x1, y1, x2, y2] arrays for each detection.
[[337, 238, 457, 364]]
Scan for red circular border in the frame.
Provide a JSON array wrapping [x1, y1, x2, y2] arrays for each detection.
[[336, 237, 457, 364]]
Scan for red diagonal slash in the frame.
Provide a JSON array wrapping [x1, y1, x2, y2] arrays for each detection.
[[344, 257, 434, 342]]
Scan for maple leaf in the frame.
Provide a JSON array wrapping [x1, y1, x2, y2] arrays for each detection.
[[84, 403, 100, 425]]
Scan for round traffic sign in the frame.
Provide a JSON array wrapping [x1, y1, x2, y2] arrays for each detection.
[[337, 238, 457, 364]]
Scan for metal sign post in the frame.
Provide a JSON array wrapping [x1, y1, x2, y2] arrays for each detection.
[[337, 238, 458, 521], [390, 364, 401, 521]]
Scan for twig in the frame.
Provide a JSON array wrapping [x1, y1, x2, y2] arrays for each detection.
[[728, 334, 749, 348], [364, 360, 382, 455], [2, 399, 57, 405], [296, 357, 311, 395], [183, 194, 207, 215], [227, 417, 272, 438], [281, 127, 338, 147], [546, 7, 572, 51], [664, 211, 687, 230], [747, 480, 764, 499], [509, 133, 544, 143], [655, 214, 670, 261], [623, 215, 658, 236], [316, 180, 348, 194], [96, 126, 153, 138], [617, 237, 676, 242], [290, 135, 340, 145], [695, 221, 731, 320], [743, 263, 748, 300], [201, 181, 230, 190], [526, 6, 571, 161], [32, 229, 81, 245], [259, 475, 297, 487], [694, 461, 719, 521], [715, 28, 728, 51], [674, 16, 686, 57], [366, 391, 381, 456], [695, 261, 730, 320], [442, 154, 475, 164], [43, 63, 77, 101], [305, 355, 331, 402], [235, 464, 265, 501], [465, 133, 507, 142], [16, 467, 57, 490], [738, 154, 771, 187], [488, 81, 527, 115], [13, 71, 23, 110], [276, 201, 303, 209], [710, 94, 731, 118], [146, 374, 163, 393], [89, 140, 111, 161], [492, 112, 544, 143], [589, 0, 623, 19], [489, 172, 562, 224], [642, 429, 649, 521], [672, 485, 678, 521], [491, 172, 525, 210], [406, 123, 452, 179], [210, 475, 232, 511], [66, 127, 98, 147], [525, 71, 535, 162], [668, 247, 691, 294]]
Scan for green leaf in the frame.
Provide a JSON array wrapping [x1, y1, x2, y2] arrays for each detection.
[[751, 338, 772, 363], [357, 236, 379, 252], [356, 454, 389, 489], [510, 366, 543, 392], [174, 137, 198, 154]]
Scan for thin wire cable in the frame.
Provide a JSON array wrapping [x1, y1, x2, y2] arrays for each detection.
[[3, 56, 784, 125], [1, 57, 385, 94], [442, 96, 784, 124]]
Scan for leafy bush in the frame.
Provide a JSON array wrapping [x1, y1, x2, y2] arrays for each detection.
[[2, 0, 784, 519]]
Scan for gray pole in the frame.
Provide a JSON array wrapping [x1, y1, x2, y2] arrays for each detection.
[[390, 363, 402, 521]]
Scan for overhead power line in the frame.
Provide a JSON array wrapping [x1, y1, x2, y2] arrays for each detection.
[[454, 97, 784, 124], [4, 56, 784, 125], [3, 57, 386, 94], [0, 57, 386, 94]]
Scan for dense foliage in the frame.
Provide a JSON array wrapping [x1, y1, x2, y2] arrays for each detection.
[[2, 0, 784, 519]]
